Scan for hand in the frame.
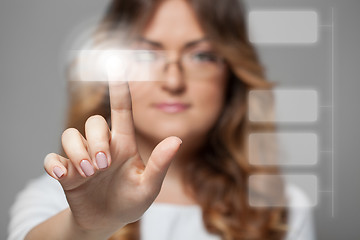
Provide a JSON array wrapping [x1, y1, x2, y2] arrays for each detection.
[[44, 81, 182, 236]]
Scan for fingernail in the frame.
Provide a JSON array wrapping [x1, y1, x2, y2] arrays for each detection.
[[53, 166, 64, 178], [96, 152, 108, 169], [80, 160, 95, 176]]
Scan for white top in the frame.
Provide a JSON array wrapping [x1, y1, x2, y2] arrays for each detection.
[[8, 174, 315, 240]]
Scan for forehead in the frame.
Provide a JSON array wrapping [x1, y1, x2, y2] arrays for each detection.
[[142, 0, 205, 47]]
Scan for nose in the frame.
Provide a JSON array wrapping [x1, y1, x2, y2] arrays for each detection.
[[161, 61, 186, 94]]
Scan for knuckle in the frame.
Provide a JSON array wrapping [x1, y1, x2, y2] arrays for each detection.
[[91, 143, 109, 154]]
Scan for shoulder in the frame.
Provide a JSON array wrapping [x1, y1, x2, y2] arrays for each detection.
[[11, 174, 67, 206], [285, 184, 316, 240], [8, 174, 68, 240], [285, 183, 314, 207]]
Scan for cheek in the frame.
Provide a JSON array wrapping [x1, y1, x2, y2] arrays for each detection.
[[190, 81, 226, 122], [128, 82, 153, 108]]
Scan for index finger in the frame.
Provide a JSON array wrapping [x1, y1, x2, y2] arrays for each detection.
[[109, 81, 135, 137]]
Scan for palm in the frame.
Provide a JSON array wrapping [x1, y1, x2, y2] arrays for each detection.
[[44, 81, 181, 233]]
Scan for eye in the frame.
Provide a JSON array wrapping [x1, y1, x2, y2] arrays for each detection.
[[190, 51, 220, 63]]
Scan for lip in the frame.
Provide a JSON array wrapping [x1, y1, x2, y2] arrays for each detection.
[[153, 102, 191, 113]]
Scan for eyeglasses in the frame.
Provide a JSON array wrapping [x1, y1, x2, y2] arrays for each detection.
[[127, 49, 226, 81], [74, 49, 225, 82]]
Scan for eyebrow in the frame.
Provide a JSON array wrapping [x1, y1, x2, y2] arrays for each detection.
[[136, 37, 209, 50]]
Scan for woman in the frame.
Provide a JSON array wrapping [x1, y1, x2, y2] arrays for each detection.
[[8, 0, 314, 239]]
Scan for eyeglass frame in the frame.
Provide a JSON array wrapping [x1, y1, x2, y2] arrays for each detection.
[[129, 48, 227, 80]]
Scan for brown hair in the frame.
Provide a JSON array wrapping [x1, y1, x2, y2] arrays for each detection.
[[65, 0, 288, 239]]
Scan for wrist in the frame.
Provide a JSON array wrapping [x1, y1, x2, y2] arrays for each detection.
[[66, 209, 125, 240]]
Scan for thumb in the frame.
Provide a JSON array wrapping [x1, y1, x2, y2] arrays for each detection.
[[142, 136, 182, 191]]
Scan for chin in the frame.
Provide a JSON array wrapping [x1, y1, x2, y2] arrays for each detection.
[[137, 121, 208, 149], [133, 110, 218, 145], [147, 123, 192, 139]]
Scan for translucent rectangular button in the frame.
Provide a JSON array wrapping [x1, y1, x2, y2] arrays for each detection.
[[248, 175, 318, 207], [249, 89, 318, 122], [248, 11, 318, 44], [249, 133, 318, 165], [70, 50, 160, 82]]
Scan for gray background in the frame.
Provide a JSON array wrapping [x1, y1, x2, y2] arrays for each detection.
[[0, 0, 359, 239]]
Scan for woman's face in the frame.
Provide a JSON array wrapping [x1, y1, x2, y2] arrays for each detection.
[[129, 0, 228, 148]]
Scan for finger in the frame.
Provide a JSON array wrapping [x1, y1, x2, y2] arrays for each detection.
[[85, 115, 111, 169], [108, 81, 135, 137], [44, 153, 93, 191], [44, 153, 68, 180], [62, 128, 95, 178], [142, 136, 182, 191]]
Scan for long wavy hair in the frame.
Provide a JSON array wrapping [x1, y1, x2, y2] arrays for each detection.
[[64, 0, 288, 239]]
